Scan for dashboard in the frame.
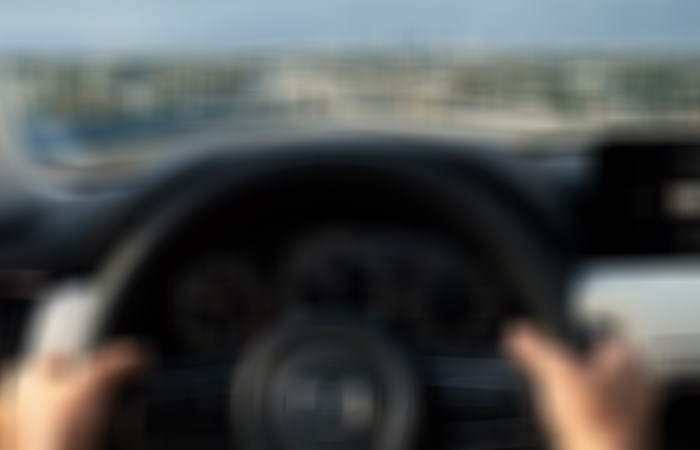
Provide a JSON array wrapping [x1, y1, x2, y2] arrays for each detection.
[[5, 127, 700, 450], [9, 128, 700, 362]]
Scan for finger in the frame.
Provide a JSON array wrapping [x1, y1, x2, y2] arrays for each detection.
[[590, 337, 637, 383], [503, 322, 579, 382], [94, 341, 148, 385], [590, 336, 654, 414], [81, 341, 149, 399], [36, 353, 78, 379]]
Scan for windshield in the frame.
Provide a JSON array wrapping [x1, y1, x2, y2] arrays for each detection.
[[2, 0, 700, 165]]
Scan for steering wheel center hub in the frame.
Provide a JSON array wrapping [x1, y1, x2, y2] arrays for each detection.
[[231, 312, 420, 450], [271, 349, 378, 443]]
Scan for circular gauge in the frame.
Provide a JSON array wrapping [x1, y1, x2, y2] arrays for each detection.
[[402, 252, 504, 348], [277, 231, 400, 317], [170, 255, 266, 355]]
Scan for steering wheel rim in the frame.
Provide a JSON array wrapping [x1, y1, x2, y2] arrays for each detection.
[[25, 145, 570, 450]]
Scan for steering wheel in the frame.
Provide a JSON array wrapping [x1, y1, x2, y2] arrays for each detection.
[[25, 146, 571, 450]]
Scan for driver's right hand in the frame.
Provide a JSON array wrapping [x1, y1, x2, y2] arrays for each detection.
[[504, 323, 656, 450]]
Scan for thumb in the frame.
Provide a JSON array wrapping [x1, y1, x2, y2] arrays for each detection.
[[503, 322, 578, 383]]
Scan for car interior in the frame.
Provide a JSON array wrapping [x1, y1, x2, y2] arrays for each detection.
[[2, 2, 700, 450]]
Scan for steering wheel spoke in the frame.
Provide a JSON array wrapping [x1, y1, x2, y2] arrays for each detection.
[[418, 355, 541, 449], [110, 359, 236, 450]]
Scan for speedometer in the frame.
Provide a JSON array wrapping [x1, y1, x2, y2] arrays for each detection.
[[277, 230, 400, 317], [170, 255, 265, 355]]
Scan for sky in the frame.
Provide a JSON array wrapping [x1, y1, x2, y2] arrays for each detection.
[[0, 0, 699, 52]]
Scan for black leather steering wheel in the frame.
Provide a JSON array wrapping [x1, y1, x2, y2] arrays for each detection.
[[26, 139, 572, 450]]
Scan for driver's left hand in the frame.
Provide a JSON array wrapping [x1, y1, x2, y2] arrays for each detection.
[[0, 342, 146, 450]]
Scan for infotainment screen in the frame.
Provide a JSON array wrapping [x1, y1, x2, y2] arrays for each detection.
[[588, 139, 700, 254]]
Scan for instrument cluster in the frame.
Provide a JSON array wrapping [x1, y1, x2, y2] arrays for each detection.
[[167, 227, 509, 357]]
